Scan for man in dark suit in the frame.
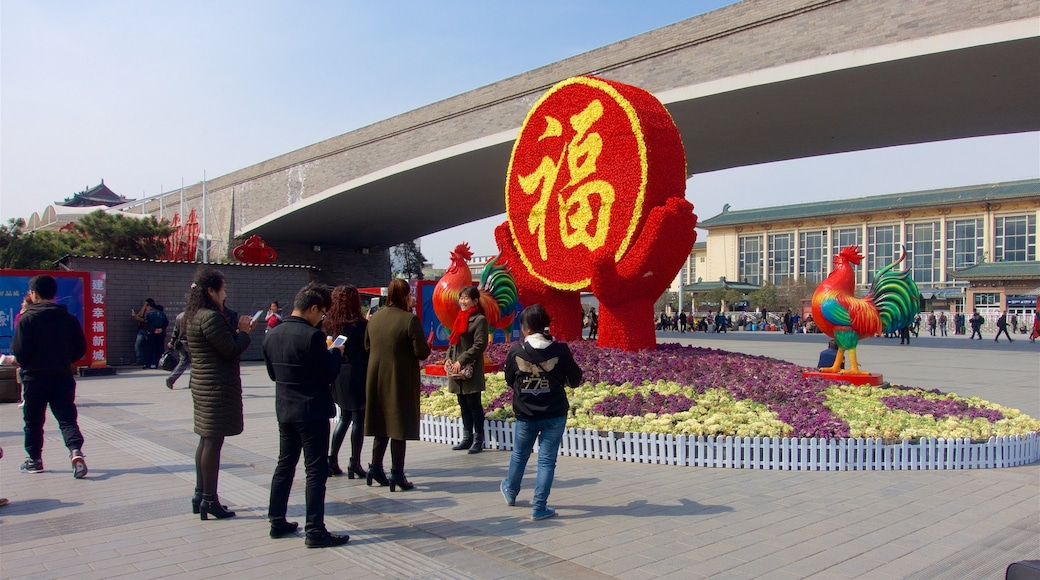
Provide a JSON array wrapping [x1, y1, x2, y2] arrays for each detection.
[[263, 283, 348, 548]]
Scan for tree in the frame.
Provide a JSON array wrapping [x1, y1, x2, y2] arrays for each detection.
[[391, 240, 427, 280], [74, 211, 173, 259], [748, 281, 781, 312], [0, 211, 174, 269], [0, 218, 83, 269]]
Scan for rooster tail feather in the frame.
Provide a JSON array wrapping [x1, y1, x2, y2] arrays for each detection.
[[479, 253, 518, 330], [870, 247, 921, 334]]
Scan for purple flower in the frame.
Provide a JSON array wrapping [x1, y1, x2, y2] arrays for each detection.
[[881, 394, 1004, 422]]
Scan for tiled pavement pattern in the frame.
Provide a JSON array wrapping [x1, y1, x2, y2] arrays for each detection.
[[1, 332, 1037, 579]]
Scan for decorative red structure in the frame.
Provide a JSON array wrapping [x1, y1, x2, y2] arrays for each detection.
[[162, 209, 200, 261], [498, 76, 696, 350], [232, 235, 278, 264]]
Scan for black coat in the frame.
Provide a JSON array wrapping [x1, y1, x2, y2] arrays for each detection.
[[263, 316, 340, 423], [187, 307, 251, 437], [504, 339, 583, 422], [13, 302, 87, 382], [330, 319, 368, 411]]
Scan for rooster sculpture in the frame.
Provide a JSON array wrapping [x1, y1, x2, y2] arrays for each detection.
[[432, 243, 518, 332], [811, 246, 920, 375]]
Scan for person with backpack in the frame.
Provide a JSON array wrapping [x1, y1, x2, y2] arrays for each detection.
[[166, 311, 191, 389], [499, 304, 583, 521], [144, 304, 169, 369]]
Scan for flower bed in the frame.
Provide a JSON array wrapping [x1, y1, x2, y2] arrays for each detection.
[[419, 342, 1040, 470]]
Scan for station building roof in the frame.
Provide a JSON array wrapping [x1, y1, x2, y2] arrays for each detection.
[[698, 179, 1040, 228]]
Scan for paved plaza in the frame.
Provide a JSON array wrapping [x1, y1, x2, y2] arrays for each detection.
[[1, 331, 1037, 579]]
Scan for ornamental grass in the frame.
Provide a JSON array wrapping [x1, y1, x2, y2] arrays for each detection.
[[422, 342, 1040, 440]]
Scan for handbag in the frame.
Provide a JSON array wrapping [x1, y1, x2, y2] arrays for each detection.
[[444, 360, 473, 380], [159, 349, 179, 371]]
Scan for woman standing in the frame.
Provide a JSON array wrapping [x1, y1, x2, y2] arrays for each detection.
[[323, 285, 369, 479], [500, 304, 583, 521], [185, 268, 255, 519], [364, 279, 431, 491], [446, 286, 488, 453]]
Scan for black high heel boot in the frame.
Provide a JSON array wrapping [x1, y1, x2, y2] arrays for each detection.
[[452, 437, 473, 451], [191, 489, 227, 515], [199, 494, 236, 520], [366, 464, 389, 487], [328, 457, 343, 477], [346, 458, 367, 480], [389, 469, 414, 492]]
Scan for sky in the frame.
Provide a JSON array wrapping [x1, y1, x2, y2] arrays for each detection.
[[2, 1, 1037, 268]]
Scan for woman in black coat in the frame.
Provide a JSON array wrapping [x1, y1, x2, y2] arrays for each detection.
[[322, 285, 369, 479], [184, 268, 256, 519]]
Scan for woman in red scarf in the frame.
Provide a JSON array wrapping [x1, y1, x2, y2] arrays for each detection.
[[446, 286, 489, 453]]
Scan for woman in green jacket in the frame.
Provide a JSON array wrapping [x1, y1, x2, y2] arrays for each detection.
[[185, 268, 255, 519], [445, 286, 488, 453], [364, 279, 431, 491]]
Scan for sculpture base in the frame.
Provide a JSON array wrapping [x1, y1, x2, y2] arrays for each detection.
[[803, 371, 884, 386], [424, 363, 501, 376]]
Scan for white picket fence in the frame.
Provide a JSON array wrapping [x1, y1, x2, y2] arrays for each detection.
[[419, 415, 1040, 470]]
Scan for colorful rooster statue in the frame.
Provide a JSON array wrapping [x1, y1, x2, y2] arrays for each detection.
[[432, 242, 518, 332], [812, 246, 920, 375]]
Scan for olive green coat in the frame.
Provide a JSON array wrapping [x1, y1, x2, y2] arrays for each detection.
[[447, 312, 488, 395], [364, 305, 432, 440], [187, 308, 251, 437]]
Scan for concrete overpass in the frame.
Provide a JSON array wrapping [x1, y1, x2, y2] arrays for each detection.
[[141, 0, 1040, 283]]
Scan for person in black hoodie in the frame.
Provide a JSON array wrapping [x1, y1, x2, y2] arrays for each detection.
[[500, 304, 583, 521], [263, 282, 349, 548], [13, 275, 88, 478]]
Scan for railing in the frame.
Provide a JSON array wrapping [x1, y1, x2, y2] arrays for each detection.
[[419, 415, 1040, 470]]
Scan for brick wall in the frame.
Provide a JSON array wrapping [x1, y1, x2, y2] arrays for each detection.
[[66, 257, 319, 363]]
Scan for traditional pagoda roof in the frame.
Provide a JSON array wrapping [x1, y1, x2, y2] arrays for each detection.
[[60, 180, 129, 207], [947, 261, 1040, 280], [698, 179, 1040, 228], [683, 276, 760, 293]]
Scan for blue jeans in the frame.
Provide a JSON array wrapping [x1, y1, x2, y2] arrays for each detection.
[[504, 415, 566, 512]]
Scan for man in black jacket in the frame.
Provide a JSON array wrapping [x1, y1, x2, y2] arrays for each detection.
[[263, 283, 348, 548], [13, 275, 89, 478]]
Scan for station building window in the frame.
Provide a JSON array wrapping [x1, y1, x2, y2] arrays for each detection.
[[738, 235, 762, 285], [832, 227, 860, 254], [994, 214, 1036, 262], [907, 221, 941, 284], [799, 230, 827, 282], [946, 218, 983, 269], [768, 232, 794, 284], [866, 225, 900, 283]]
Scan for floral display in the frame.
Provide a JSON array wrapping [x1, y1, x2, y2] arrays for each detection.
[[420, 342, 1040, 441], [497, 76, 696, 349]]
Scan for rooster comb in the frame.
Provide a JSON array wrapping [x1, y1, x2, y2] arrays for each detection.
[[451, 242, 473, 261]]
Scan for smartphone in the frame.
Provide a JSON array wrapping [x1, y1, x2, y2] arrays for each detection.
[[332, 335, 347, 348], [250, 310, 264, 325]]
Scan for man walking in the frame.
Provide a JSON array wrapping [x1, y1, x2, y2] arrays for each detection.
[[263, 283, 349, 548], [969, 310, 985, 340], [995, 311, 1013, 343], [13, 275, 89, 478]]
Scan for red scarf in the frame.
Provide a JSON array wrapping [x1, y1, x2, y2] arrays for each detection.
[[449, 306, 477, 345]]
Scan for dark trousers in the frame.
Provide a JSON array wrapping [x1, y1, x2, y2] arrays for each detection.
[[146, 333, 165, 367], [456, 392, 485, 440], [268, 419, 330, 536], [23, 376, 84, 460], [135, 330, 148, 364]]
